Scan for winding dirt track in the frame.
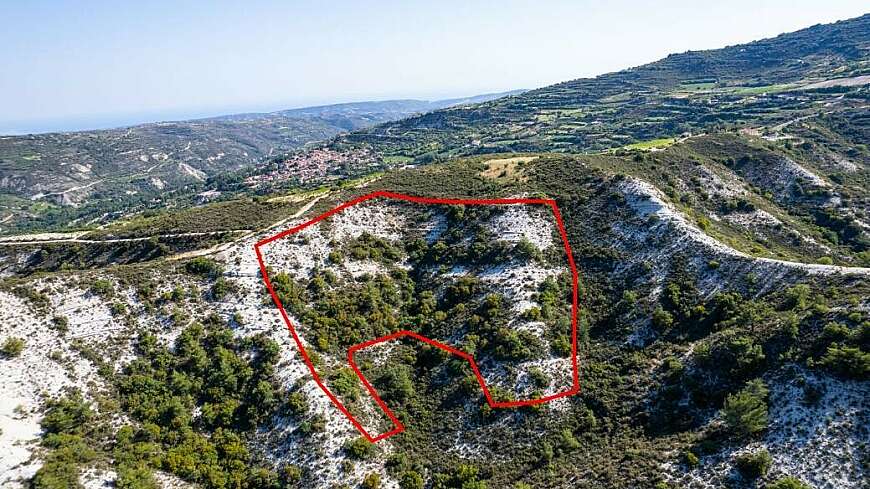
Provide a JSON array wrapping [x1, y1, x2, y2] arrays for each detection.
[[0, 195, 324, 262]]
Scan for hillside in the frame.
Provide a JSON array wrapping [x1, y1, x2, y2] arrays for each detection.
[[0, 13, 868, 489], [331, 14, 870, 156], [0, 91, 521, 234]]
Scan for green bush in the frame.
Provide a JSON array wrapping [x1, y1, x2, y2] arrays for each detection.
[[1, 337, 25, 357], [766, 476, 811, 489], [344, 437, 376, 460], [652, 306, 674, 331], [434, 464, 488, 489], [513, 238, 542, 262], [332, 368, 362, 401], [784, 284, 810, 310], [722, 379, 768, 438], [282, 464, 303, 484], [31, 393, 99, 489], [286, 392, 309, 416], [31, 459, 84, 489], [90, 279, 115, 297], [819, 345, 870, 379], [51, 316, 70, 334], [115, 464, 158, 489], [822, 322, 852, 342], [683, 450, 699, 467], [362, 473, 381, 489], [184, 257, 224, 277], [374, 365, 415, 404], [211, 277, 238, 300], [400, 471, 424, 489], [735, 449, 771, 478]]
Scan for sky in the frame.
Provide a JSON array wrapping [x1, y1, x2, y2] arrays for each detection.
[[1, 0, 867, 134]]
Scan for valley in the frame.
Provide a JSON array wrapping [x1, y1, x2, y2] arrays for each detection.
[[0, 12, 868, 489]]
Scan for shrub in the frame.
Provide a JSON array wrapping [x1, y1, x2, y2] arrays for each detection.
[[434, 464, 487, 489], [513, 238, 542, 262], [51, 316, 70, 334], [282, 464, 303, 484], [551, 336, 571, 357], [114, 320, 283, 487], [528, 367, 549, 388], [819, 345, 870, 380], [374, 365, 415, 404], [522, 307, 542, 321], [286, 392, 309, 416], [115, 464, 158, 489], [1, 337, 25, 357], [722, 379, 768, 438], [31, 393, 99, 489], [766, 476, 811, 489], [400, 471, 424, 489], [344, 437, 375, 460], [652, 306, 674, 331], [184, 257, 224, 277], [784, 284, 810, 310], [728, 336, 766, 377], [332, 368, 361, 401], [211, 277, 239, 300], [683, 451, 699, 467], [31, 459, 84, 489], [362, 473, 381, 489], [822, 321, 852, 341], [41, 393, 93, 435], [90, 279, 115, 297], [560, 429, 580, 450], [735, 449, 771, 478]]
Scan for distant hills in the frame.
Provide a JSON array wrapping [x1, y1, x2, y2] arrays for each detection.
[[337, 14, 869, 156], [0, 90, 523, 232]]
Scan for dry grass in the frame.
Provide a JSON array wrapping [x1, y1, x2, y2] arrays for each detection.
[[480, 156, 536, 182]]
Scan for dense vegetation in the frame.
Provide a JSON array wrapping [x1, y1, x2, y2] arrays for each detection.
[[30, 313, 309, 489]]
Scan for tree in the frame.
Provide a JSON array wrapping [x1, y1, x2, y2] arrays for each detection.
[[819, 345, 870, 380], [375, 365, 415, 404], [722, 379, 768, 438], [652, 306, 674, 331]]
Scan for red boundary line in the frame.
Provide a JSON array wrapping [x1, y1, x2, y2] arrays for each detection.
[[254, 190, 581, 442]]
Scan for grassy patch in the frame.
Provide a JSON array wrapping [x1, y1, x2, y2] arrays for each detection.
[[480, 156, 536, 183], [624, 138, 677, 150]]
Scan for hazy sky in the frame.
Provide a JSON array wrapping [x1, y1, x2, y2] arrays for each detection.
[[1, 0, 867, 134]]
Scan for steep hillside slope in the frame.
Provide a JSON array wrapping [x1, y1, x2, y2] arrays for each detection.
[[2, 148, 868, 488]]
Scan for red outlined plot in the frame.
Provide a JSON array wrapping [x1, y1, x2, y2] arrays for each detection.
[[254, 190, 581, 442]]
